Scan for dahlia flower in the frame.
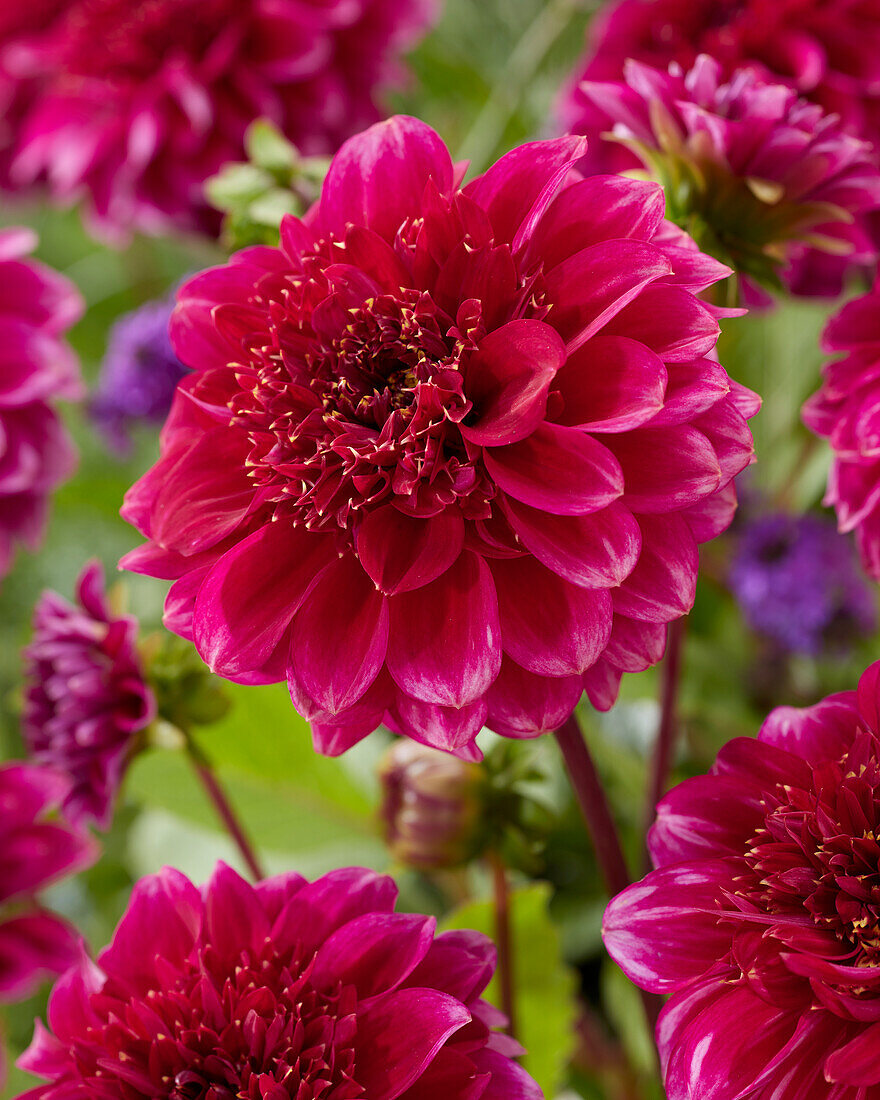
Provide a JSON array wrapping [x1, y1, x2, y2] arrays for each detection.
[[22, 561, 156, 829], [0, 226, 83, 582], [561, 0, 880, 164], [18, 861, 541, 1100], [0, 762, 96, 1004], [604, 659, 880, 1099], [121, 115, 757, 759], [578, 56, 880, 299], [90, 295, 187, 453], [729, 512, 876, 655], [5, 0, 435, 239], [803, 281, 880, 579]]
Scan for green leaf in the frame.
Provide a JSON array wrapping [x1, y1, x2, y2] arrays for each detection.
[[245, 119, 299, 173], [441, 881, 578, 1097]]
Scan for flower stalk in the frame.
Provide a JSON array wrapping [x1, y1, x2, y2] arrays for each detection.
[[489, 849, 517, 1040]]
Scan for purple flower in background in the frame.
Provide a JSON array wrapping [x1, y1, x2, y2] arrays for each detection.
[[729, 513, 876, 655], [90, 295, 187, 454], [22, 560, 156, 829]]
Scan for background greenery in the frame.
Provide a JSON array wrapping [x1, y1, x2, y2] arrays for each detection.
[[0, 2, 865, 1097]]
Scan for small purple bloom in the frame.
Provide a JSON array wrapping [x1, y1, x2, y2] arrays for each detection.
[[22, 560, 156, 830], [729, 513, 876, 655], [90, 296, 187, 454]]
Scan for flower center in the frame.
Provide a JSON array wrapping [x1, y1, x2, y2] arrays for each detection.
[[230, 267, 494, 534], [744, 731, 880, 968], [88, 942, 362, 1099]]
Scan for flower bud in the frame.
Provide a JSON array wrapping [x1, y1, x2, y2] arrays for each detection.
[[379, 741, 487, 870]]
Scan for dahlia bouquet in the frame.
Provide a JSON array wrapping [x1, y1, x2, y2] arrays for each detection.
[[2, 2, 880, 1099]]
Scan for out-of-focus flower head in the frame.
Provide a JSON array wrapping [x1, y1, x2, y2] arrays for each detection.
[[0, 762, 96, 1006], [578, 55, 880, 301], [0, 226, 82, 583], [729, 512, 876, 655], [90, 295, 187, 454], [3, 0, 436, 240], [379, 740, 487, 869], [22, 560, 156, 830], [804, 280, 880, 579], [18, 861, 541, 1100], [604, 659, 880, 1099], [560, 0, 880, 169], [120, 114, 758, 761]]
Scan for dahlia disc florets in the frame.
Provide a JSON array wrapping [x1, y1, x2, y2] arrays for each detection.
[[18, 862, 541, 1100], [4, 0, 435, 237], [22, 560, 156, 829], [604, 660, 880, 1099], [803, 280, 880, 579], [122, 114, 758, 759], [578, 55, 880, 299], [0, 226, 83, 582]]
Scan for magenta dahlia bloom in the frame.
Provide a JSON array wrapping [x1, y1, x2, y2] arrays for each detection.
[[0, 762, 97, 1005], [803, 281, 880, 579], [579, 56, 880, 299], [604, 659, 880, 1099], [0, 226, 83, 582], [121, 115, 757, 760], [18, 861, 540, 1100], [5, 0, 435, 239], [22, 561, 156, 829], [561, 0, 880, 165]]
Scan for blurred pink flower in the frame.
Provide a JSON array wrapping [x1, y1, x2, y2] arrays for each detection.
[[578, 55, 880, 300], [0, 763, 96, 1004], [604, 660, 880, 1099], [561, 0, 880, 161], [23, 561, 156, 830], [803, 281, 880, 578], [4, 0, 436, 239], [121, 115, 757, 760], [19, 861, 540, 1100], [0, 227, 82, 582]]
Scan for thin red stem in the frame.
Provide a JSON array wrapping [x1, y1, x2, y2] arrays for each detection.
[[184, 735, 265, 882], [489, 850, 517, 1040], [554, 714, 662, 1034], [554, 714, 630, 899], [643, 617, 687, 873]]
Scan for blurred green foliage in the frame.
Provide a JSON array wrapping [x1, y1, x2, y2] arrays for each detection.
[[0, 1, 875, 1097]]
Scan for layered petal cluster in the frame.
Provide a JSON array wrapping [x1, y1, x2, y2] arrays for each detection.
[[579, 55, 880, 299], [804, 281, 880, 579], [0, 226, 83, 582], [90, 295, 187, 454], [604, 660, 880, 1099], [18, 862, 540, 1100], [121, 115, 757, 760], [729, 512, 876, 655], [4, 0, 435, 238], [561, 0, 880, 169], [0, 762, 96, 1007], [22, 561, 156, 829]]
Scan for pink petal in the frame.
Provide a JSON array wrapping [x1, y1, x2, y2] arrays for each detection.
[[544, 240, 671, 353], [603, 285, 720, 362], [311, 912, 435, 998], [485, 423, 623, 515], [194, 525, 334, 676], [613, 514, 698, 622], [486, 658, 582, 738], [611, 425, 722, 512], [824, 1022, 880, 1085], [205, 863, 269, 959], [492, 555, 612, 676], [387, 552, 501, 708], [318, 116, 454, 242], [355, 988, 471, 1100], [503, 498, 641, 588], [391, 693, 487, 759], [356, 507, 464, 595], [461, 320, 565, 445], [291, 554, 389, 714], [554, 334, 667, 432]]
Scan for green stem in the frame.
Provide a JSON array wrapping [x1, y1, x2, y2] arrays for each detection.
[[489, 850, 517, 1040]]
